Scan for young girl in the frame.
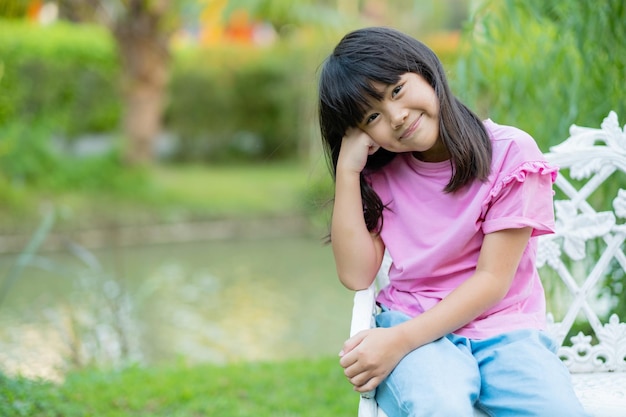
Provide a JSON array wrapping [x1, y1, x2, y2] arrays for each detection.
[[318, 27, 588, 417]]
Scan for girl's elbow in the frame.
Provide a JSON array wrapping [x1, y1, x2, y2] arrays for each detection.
[[341, 279, 372, 291], [337, 270, 376, 291]]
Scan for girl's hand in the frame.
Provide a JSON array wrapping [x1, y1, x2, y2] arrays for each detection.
[[337, 128, 380, 175], [338, 327, 409, 392]]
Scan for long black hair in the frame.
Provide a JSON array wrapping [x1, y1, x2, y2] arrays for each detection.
[[318, 27, 491, 233]]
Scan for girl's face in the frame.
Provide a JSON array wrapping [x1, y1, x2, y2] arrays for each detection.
[[358, 72, 447, 162]]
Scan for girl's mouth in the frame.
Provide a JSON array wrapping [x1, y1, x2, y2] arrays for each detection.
[[400, 114, 423, 140]]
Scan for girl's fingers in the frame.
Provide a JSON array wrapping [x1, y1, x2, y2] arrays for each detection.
[[340, 331, 368, 357], [355, 379, 379, 393]]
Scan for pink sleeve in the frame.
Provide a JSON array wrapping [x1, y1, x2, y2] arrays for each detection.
[[481, 162, 558, 237]]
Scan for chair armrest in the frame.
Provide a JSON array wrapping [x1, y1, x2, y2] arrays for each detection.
[[349, 254, 391, 414], [349, 282, 379, 405], [350, 282, 377, 337]]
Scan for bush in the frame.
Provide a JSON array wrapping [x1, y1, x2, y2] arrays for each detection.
[[0, 20, 126, 194], [0, 19, 321, 166], [0, 19, 121, 138], [0, 372, 61, 417], [453, 0, 626, 150], [165, 44, 316, 162]]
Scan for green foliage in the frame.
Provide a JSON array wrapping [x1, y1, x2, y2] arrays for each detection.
[[0, 373, 61, 417], [0, 19, 121, 137], [453, 0, 626, 151], [0, 122, 59, 187], [0, 19, 320, 167], [223, 0, 344, 32], [0, 19, 321, 224], [0, 20, 134, 208], [0, 358, 357, 417], [166, 44, 316, 162], [0, 0, 28, 18], [0, 119, 147, 194]]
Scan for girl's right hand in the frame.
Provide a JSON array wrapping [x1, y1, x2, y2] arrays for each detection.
[[339, 326, 411, 392], [337, 128, 380, 175]]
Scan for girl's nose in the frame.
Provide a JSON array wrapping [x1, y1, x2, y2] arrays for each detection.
[[390, 107, 408, 129]]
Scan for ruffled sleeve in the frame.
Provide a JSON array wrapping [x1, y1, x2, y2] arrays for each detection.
[[480, 160, 558, 237]]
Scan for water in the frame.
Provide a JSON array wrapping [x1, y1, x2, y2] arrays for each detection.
[[0, 235, 353, 380]]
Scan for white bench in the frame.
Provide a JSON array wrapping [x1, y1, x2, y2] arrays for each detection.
[[349, 111, 626, 417]]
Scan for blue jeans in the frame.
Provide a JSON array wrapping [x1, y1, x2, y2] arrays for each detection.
[[375, 309, 590, 417]]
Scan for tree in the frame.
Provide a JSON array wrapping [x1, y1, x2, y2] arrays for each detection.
[[113, 1, 172, 166], [58, 0, 178, 166]]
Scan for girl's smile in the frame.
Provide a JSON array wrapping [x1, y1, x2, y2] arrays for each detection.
[[399, 113, 422, 141]]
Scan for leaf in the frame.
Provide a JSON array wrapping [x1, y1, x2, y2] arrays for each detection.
[[569, 157, 605, 180], [562, 236, 587, 260], [554, 204, 616, 260], [562, 212, 615, 242], [614, 189, 626, 219], [537, 237, 561, 268]]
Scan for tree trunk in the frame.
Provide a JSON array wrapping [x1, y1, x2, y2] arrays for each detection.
[[114, 1, 170, 166]]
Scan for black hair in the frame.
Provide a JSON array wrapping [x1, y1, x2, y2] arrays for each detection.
[[318, 26, 491, 233]]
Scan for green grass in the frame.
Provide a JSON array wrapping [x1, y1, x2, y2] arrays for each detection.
[[0, 161, 334, 232], [0, 357, 357, 417], [152, 162, 316, 215]]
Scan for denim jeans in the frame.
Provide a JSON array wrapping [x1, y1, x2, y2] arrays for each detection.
[[375, 308, 590, 417]]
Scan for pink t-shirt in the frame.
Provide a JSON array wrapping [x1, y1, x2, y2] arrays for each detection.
[[368, 119, 557, 339]]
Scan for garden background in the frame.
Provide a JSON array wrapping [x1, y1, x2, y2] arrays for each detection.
[[1, 0, 624, 416]]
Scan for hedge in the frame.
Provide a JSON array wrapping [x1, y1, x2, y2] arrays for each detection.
[[0, 19, 326, 168]]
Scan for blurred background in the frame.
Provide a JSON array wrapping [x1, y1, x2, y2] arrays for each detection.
[[0, 0, 624, 383]]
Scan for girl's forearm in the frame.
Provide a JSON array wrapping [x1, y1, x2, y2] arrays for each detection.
[[395, 270, 509, 352], [331, 170, 381, 290]]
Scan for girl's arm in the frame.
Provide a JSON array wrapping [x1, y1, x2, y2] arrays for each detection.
[[332, 128, 385, 290], [340, 226, 532, 392]]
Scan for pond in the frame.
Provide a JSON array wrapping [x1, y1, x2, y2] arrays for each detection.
[[0, 233, 353, 381]]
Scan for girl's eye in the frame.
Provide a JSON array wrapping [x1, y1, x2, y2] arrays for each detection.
[[391, 84, 403, 98], [365, 113, 379, 124]]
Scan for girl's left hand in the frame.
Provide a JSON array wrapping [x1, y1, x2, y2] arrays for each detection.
[[339, 327, 410, 392]]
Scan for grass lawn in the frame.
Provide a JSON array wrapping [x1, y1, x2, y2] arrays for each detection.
[[151, 161, 323, 216], [0, 160, 333, 233], [1, 357, 357, 417]]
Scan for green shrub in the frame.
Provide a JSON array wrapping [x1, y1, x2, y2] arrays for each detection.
[[453, 0, 626, 151], [0, 19, 321, 166], [0, 0, 28, 18], [0, 372, 61, 417], [0, 118, 148, 195], [0, 19, 121, 138], [165, 44, 316, 162], [0, 19, 124, 194]]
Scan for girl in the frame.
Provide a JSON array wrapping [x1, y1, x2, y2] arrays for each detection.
[[318, 27, 588, 417]]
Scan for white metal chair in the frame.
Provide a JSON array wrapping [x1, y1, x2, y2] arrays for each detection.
[[349, 111, 626, 417]]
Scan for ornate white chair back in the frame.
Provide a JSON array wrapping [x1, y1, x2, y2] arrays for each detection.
[[538, 111, 626, 373]]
